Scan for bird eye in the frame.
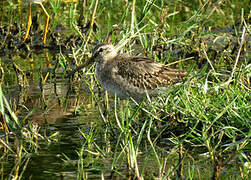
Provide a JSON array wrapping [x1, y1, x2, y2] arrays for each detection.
[[98, 47, 104, 53]]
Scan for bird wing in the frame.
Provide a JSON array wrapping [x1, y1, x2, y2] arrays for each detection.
[[112, 56, 187, 90]]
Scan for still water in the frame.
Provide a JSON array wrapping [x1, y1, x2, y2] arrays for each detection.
[[0, 0, 249, 179]]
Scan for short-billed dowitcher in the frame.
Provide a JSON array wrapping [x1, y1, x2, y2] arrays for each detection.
[[22, 0, 49, 44], [71, 44, 187, 101]]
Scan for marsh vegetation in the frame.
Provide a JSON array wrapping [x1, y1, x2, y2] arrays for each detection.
[[0, 0, 250, 179]]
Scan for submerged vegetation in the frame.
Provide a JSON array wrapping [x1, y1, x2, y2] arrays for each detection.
[[0, 0, 250, 179]]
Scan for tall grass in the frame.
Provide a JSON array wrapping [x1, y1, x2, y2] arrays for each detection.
[[0, 0, 249, 179], [73, 0, 250, 179]]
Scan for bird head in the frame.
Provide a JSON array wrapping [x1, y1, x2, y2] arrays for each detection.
[[91, 44, 118, 63]]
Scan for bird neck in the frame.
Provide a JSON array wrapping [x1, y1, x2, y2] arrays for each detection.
[[102, 52, 117, 62]]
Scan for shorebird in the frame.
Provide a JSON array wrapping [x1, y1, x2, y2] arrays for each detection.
[[70, 44, 187, 101], [22, 0, 50, 44]]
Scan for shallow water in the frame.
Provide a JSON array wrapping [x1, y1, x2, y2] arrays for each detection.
[[0, 48, 99, 178], [0, 1, 249, 179]]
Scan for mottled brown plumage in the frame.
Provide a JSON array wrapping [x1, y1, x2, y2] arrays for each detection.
[[73, 44, 187, 101]]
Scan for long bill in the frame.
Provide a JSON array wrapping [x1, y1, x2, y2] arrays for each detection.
[[67, 56, 95, 78]]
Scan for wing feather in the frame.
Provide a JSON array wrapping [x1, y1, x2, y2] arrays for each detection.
[[112, 55, 186, 90]]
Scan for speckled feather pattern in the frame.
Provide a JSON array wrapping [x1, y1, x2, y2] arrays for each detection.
[[92, 44, 187, 101]]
